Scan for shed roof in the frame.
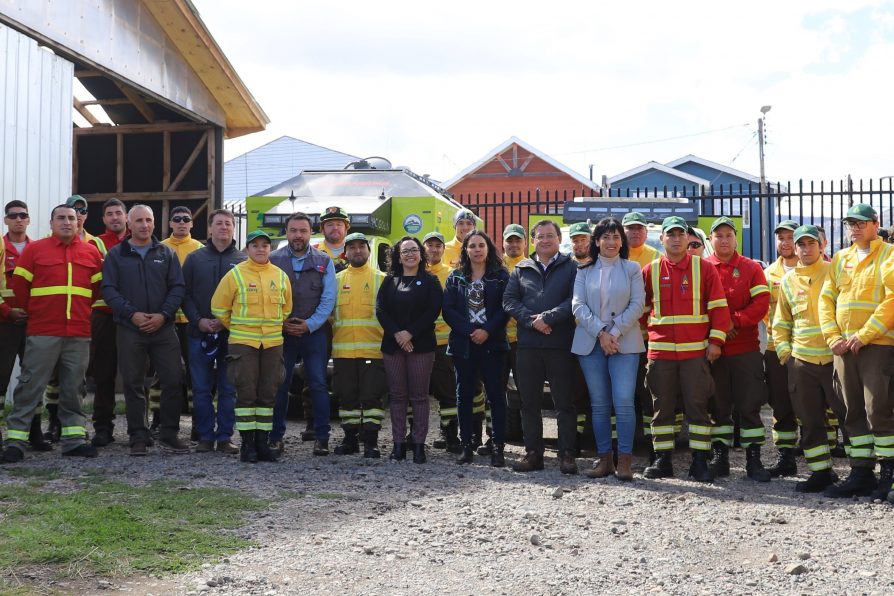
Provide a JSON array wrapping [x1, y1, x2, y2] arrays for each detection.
[[609, 161, 711, 187]]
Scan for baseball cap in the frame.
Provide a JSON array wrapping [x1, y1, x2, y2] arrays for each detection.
[[453, 209, 476, 226], [503, 224, 526, 240], [793, 225, 821, 243], [568, 222, 592, 237], [661, 216, 688, 233], [774, 220, 799, 233], [422, 231, 445, 244], [710, 216, 737, 233], [344, 232, 370, 246], [66, 195, 88, 208], [320, 206, 350, 223], [845, 203, 877, 222], [201, 333, 220, 358], [245, 230, 273, 245], [621, 212, 647, 226]]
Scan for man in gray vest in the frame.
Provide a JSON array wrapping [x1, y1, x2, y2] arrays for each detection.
[[269, 212, 336, 456]]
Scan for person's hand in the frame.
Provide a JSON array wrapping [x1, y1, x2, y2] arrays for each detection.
[[531, 314, 552, 335], [7, 308, 27, 323], [131, 312, 150, 328], [395, 330, 413, 348], [401, 339, 415, 353], [706, 343, 722, 362], [727, 321, 738, 341], [198, 318, 217, 333], [598, 331, 617, 355], [470, 329, 489, 344], [830, 339, 849, 356], [845, 335, 865, 354], [284, 318, 307, 336], [139, 313, 165, 334]]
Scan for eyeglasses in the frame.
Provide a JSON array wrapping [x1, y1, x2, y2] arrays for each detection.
[[171, 215, 192, 223], [844, 220, 870, 230], [399, 248, 420, 256], [688, 241, 703, 249], [5, 212, 29, 220], [74, 207, 88, 215]]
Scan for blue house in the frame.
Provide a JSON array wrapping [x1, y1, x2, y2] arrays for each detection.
[[224, 136, 358, 204], [609, 155, 784, 259]]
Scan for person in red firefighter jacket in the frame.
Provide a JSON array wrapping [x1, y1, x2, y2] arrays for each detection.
[[1, 204, 103, 463], [705, 216, 772, 481], [641, 216, 731, 482]]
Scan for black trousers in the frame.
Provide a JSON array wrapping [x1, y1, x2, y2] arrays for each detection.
[[516, 347, 577, 454]]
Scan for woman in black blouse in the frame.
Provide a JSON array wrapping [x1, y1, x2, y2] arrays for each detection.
[[375, 236, 443, 463]]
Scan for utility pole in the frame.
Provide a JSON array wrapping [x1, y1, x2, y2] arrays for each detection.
[[758, 105, 771, 261]]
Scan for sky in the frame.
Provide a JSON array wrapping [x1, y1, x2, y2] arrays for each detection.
[[192, 0, 894, 188]]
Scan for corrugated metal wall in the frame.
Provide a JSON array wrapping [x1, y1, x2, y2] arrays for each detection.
[[0, 23, 73, 239]]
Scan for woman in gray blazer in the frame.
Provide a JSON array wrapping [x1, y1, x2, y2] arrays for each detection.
[[572, 218, 645, 481]]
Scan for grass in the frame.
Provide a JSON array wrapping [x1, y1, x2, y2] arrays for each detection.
[[0, 478, 268, 580]]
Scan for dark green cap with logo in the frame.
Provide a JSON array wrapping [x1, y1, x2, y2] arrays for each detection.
[[774, 219, 799, 233], [661, 216, 688, 233], [710, 216, 737, 233], [344, 232, 369, 246], [621, 211, 647, 226], [793, 225, 821, 243], [319, 206, 350, 223], [66, 194, 88, 208], [503, 223, 526, 240], [568, 222, 592, 237], [245, 230, 273, 245], [422, 231, 445, 244], [845, 203, 877, 222]]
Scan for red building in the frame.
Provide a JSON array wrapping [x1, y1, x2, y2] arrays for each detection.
[[443, 136, 601, 248]]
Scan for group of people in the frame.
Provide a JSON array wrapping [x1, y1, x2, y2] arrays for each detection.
[[2, 195, 893, 503]]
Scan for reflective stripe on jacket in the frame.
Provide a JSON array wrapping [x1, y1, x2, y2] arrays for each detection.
[[211, 259, 292, 349], [773, 260, 832, 365], [331, 262, 385, 359]]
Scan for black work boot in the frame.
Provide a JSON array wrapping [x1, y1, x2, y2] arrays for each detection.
[[643, 451, 674, 479], [824, 466, 878, 498], [795, 468, 838, 493], [870, 460, 894, 501], [445, 421, 463, 454], [389, 442, 406, 461], [362, 430, 381, 459], [709, 442, 730, 477], [239, 430, 258, 463], [44, 403, 61, 443], [688, 450, 715, 483], [29, 414, 53, 452], [491, 443, 505, 468], [256, 430, 278, 462], [334, 428, 360, 455], [456, 443, 474, 465], [477, 437, 494, 456], [313, 438, 329, 456], [766, 447, 798, 478], [745, 444, 771, 482], [412, 443, 426, 464], [300, 421, 316, 442]]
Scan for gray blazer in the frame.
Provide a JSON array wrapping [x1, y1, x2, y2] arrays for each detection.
[[571, 257, 646, 356]]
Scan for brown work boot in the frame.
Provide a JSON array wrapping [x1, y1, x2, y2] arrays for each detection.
[[615, 453, 634, 482], [585, 452, 615, 478], [216, 440, 239, 454], [512, 450, 544, 472], [559, 450, 579, 475], [195, 440, 215, 453]]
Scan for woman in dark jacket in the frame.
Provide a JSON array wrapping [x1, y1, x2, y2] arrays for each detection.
[[375, 236, 443, 463], [442, 231, 510, 466]]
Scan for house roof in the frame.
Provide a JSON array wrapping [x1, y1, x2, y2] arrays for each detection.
[[142, 0, 269, 138], [608, 161, 711, 187], [664, 154, 761, 185], [443, 136, 601, 191]]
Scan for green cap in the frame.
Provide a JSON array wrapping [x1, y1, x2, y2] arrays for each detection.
[[661, 216, 688, 233], [568, 222, 592, 237], [710, 216, 737, 233], [66, 194, 88, 208], [319, 206, 350, 223], [774, 220, 799, 233], [502, 223, 526, 240], [245, 230, 273, 245], [344, 232, 369, 246], [793, 225, 821, 243], [621, 212, 647, 226], [453, 209, 476, 226], [422, 231, 445, 245], [845, 203, 877, 221]]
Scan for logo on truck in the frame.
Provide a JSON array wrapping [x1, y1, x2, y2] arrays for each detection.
[[403, 214, 423, 234]]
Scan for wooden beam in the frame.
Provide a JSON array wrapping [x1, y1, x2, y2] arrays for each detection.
[[115, 82, 156, 123], [192, 201, 209, 221], [167, 131, 208, 192], [207, 127, 216, 210], [116, 134, 124, 194], [163, 131, 171, 190], [72, 122, 209, 136], [161, 200, 170, 239], [80, 98, 132, 107], [81, 191, 210, 202], [72, 135, 79, 193], [74, 69, 104, 78], [73, 98, 100, 126]]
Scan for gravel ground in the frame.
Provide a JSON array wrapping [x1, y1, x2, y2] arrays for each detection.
[[5, 404, 894, 596]]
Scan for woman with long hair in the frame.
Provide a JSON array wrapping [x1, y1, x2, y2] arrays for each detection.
[[442, 231, 510, 466], [571, 218, 645, 481], [375, 236, 443, 463]]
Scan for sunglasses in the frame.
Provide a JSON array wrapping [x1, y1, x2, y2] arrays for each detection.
[[5, 212, 29, 220], [74, 207, 88, 215], [171, 215, 192, 223], [688, 241, 703, 249]]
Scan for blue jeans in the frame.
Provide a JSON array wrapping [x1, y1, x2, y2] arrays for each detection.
[[272, 329, 329, 441], [188, 335, 236, 442], [578, 348, 639, 455], [454, 345, 507, 445]]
